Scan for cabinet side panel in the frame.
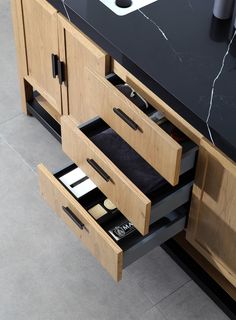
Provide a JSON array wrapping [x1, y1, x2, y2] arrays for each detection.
[[11, 0, 33, 112]]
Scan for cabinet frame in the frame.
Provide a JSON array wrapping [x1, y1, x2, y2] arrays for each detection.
[[187, 139, 236, 288]]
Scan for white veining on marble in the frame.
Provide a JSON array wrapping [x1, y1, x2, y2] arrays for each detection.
[[138, 9, 167, 40], [187, 0, 193, 10], [206, 30, 236, 145], [138, 9, 183, 63], [61, 0, 70, 21]]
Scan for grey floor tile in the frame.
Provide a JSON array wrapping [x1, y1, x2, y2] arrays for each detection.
[[0, 140, 153, 320], [0, 0, 21, 124], [0, 114, 70, 171], [157, 281, 229, 320], [126, 246, 190, 304], [0, 260, 152, 320], [139, 306, 167, 320]]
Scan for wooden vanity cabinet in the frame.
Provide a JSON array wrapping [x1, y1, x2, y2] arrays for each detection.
[[12, 0, 236, 291], [187, 139, 236, 288]]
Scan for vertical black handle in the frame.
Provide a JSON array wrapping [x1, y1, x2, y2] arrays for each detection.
[[51, 54, 58, 78], [57, 59, 65, 85], [113, 107, 141, 131], [87, 159, 111, 182], [62, 206, 85, 230]]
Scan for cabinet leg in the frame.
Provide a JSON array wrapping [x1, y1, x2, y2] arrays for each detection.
[[21, 79, 33, 115]]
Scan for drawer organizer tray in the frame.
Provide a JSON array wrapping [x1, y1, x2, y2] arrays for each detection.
[[38, 163, 188, 281]]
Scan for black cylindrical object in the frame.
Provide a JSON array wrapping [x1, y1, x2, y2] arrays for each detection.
[[115, 0, 132, 8], [213, 0, 235, 19]]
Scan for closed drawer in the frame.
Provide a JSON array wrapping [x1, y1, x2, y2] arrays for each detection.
[[61, 115, 196, 235], [38, 163, 188, 281], [84, 69, 196, 186]]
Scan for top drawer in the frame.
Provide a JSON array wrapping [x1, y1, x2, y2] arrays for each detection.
[[84, 69, 189, 186]]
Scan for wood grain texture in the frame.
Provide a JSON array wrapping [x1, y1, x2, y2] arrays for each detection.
[[112, 60, 203, 145], [176, 233, 236, 301], [85, 69, 182, 186], [22, 0, 61, 113], [58, 14, 110, 123], [38, 164, 123, 281], [35, 95, 61, 123], [187, 139, 236, 287], [11, 0, 33, 112], [61, 116, 151, 235]]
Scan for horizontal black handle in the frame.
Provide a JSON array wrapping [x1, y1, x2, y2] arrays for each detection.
[[113, 107, 141, 131], [87, 158, 111, 182], [62, 206, 85, 230], [51, 54, 58, 78]]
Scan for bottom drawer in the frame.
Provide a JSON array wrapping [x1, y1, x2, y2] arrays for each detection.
[[38, 163, 188, 281]]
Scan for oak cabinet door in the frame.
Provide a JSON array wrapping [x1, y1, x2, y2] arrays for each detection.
[[22, 0, 61, 113], [58, 15, 110, 124], [187, 139, 236, 287]]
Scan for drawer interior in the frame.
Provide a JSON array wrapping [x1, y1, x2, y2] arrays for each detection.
[[54, 164, 188, 267], [80, 117, 195, 207]]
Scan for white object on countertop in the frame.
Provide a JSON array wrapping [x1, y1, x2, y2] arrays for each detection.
[[99, 0, 158, 16]]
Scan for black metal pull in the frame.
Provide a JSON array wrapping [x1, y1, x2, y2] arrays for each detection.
[[62, 206, 85, 230], [87, 158, 111, 182], [113, 107, 141, 131], [57, 59, 65, 85], [51, 54, 58, 78]]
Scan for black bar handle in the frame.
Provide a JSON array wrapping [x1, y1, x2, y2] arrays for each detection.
[[57, 59, 65, 85], [51, 54, 58, 78], [113, 107, 141, 131], [87, 158, 111, 182], [62, 206, 85, 230]]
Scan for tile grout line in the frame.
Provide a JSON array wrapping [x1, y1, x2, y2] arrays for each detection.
[[154, 279, 192, 306], [0, 135, 37, 176], [0, 112, 22, 127]]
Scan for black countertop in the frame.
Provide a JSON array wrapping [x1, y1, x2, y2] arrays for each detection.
[[48, 0, 236, 162]]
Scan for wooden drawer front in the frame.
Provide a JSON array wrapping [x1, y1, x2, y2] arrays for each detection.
[[84, 69, 182, 186], [61, 116, 151, 235], [38, 164, 123, 281]]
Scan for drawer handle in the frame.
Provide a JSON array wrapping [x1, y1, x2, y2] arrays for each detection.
[[57, 59, 65, 85], [62, 206, 85, 230], [113, 107, 141, 131], [51, 54, 58, 78], [87, 158, 111, 182]]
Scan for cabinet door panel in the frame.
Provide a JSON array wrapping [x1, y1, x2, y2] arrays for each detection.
[[58, 15, 110, 124], [22, 0, 61, 112], [187, 139, 236, 287]]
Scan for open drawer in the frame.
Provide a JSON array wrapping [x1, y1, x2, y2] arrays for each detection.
[[38, 163, 188, 282], [61, 116, 196, 235], [84, 68, 197, 186]]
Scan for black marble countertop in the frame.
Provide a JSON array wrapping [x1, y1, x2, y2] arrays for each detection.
[[48, 0, 236, 161]]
